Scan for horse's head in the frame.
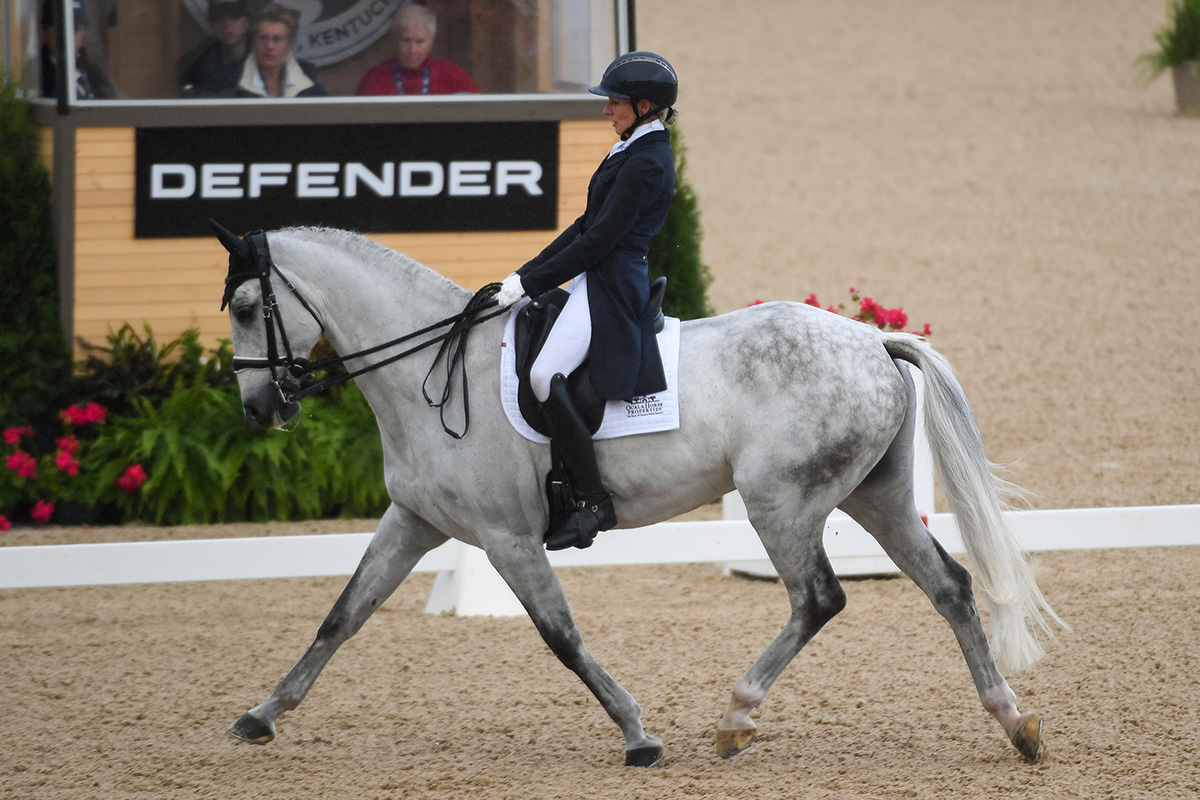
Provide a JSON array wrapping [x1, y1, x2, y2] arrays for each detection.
[[213, 221, 323, 428]]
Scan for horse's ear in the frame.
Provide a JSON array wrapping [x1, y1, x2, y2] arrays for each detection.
[[210, 218, 249, 258]]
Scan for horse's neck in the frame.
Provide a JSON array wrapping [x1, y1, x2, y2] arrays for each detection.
[[275, 230, 472, 404]]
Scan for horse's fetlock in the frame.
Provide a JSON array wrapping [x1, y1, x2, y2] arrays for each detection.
[[730, 679, 766, 710]]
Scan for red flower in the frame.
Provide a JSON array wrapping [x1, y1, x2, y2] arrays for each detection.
[[0, 514, 10, 532], [803, 293, 820, 307], [6, 451, 37, 479], [919, 323, 932, 337], [30, 499, 54, 523], [4, 426, 34, 445], [116, 464, 147, 494], [56, 435, 80, 455], [747, 299, 765, 306], [60, 402, 108, 427], [55, 450, 81, 477]]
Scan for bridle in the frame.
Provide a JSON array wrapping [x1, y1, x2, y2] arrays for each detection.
[[221, 229, 508, 438]]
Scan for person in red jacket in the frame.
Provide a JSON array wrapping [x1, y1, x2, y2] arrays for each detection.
[[356, 4, 479, 96]]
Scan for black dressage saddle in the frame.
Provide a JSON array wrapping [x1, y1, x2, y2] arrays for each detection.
[[513, 276, 668, 438]]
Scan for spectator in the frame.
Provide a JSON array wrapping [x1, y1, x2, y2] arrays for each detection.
[[40, 0, 117, 99], [236, 3, 326, 98], [180, 0, 252, 97], [356, 4, 479, 96]]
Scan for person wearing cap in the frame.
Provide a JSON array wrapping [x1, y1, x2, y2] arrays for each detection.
[[180, 0, 251, 98], [493, 51, 680, 551], [40, 0, 117, 99], [355, 4, 479, 95], [236, 3, 326, 98]]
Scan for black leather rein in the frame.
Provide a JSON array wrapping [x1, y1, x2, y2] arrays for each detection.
[[223, 230, 508, 439]]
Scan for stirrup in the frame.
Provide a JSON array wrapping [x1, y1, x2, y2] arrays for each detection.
[[544, 493, 617, 551]]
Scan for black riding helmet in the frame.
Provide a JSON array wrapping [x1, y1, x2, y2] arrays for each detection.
[[589, 51, 678, 140]]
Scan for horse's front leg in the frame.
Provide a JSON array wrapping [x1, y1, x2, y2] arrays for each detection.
[[483, 534, 663, 767], [227, 503, 447, 744]]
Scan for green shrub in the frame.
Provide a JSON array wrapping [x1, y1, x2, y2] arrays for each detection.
[[3, 325, 389, 527], [72, 323, 236, 417], [0, 77, 74, 431], [648, 126, 714, 320], [1137, 0, 1200, 80]]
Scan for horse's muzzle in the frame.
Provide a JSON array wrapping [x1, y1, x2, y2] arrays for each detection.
[[243, 385, 301, 428]]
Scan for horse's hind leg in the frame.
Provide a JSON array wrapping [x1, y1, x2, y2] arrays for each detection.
[[838, 369, 1043, 761], [227, 503, 447, 745], [482, 536, 663, 767], [717, 504, 846, 758]]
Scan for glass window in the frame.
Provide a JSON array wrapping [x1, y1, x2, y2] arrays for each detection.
[[5, 0, 628, 101]]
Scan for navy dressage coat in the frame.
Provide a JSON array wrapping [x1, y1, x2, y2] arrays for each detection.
[[516, 129, 674, 402]]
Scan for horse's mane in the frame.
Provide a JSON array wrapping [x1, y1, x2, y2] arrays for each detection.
[[273, 226, 468, 298]]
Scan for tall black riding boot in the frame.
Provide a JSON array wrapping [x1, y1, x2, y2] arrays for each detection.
[[541, 373, 617, 550]]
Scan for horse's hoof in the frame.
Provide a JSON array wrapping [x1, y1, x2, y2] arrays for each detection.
[[227, 711, 276, 745], [625, 742, 664, 767], [1009, 712, 1042, 763], [715, 727, 757, 758]]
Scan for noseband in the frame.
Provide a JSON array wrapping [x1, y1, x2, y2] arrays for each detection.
[[221, 230, 507, 438]]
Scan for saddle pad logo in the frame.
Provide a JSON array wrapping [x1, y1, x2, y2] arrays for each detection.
[[184, 0, 405, 66]]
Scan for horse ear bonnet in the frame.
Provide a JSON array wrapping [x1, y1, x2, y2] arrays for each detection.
[[212, 219, 269, 311]]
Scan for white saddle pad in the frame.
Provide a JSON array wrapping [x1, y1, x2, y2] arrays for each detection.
[[499, 302, 681, 444]]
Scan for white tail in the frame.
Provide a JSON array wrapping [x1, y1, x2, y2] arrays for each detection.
[[884, 334, 1069, 673]]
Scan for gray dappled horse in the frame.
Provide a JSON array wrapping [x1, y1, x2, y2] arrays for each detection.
[[217, 225, 1065, 767]]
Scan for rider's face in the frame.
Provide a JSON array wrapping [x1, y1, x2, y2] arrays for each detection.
[[604, 97, 637, 136]]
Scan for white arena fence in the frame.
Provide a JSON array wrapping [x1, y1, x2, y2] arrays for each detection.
[[2, 503, 1198, 617], [2, 370, 1198, 615]]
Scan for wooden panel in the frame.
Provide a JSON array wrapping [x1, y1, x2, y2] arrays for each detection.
[[68, 120, 614, 355], [37, 127, 54, 183]]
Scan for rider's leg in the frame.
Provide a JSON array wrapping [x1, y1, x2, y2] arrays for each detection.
[[540, 372, 617, 550], [527, 277, 615, 550], [530, 275, 591, 403]]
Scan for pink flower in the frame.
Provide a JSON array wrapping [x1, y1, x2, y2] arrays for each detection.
[[6, 451, 37, 479], [56, 435, 80, 455], [55, 450, 80, 477], [919, 323, 932, 337], [4, 426, 34, 445], [0, 514, 10, 532], [116, 464, 147, 494], [30, 499, 54, 523]]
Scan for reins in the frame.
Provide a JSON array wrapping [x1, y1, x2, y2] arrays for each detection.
[[225, 230, 508, 439]]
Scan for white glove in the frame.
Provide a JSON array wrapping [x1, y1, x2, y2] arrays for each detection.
[[496, 272, 526, 308]]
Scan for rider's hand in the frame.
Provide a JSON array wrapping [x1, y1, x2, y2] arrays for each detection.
[[496, 272, 526, 308]]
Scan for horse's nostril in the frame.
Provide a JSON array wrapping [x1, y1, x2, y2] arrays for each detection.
[[244, 402, 263, 425]]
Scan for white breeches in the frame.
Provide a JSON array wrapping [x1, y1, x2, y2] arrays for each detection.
[[530, 273, 592, 402]]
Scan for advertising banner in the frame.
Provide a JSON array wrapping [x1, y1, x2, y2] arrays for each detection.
[[135, 122, 559, 238]]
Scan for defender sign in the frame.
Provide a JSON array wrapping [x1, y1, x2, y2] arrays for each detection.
[[134, 122, 559, 238]]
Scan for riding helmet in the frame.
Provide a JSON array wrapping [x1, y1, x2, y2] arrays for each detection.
[[589, 51, 678, 109]]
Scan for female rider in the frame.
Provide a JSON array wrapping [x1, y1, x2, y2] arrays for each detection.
[[495, 51, 679, 551]]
